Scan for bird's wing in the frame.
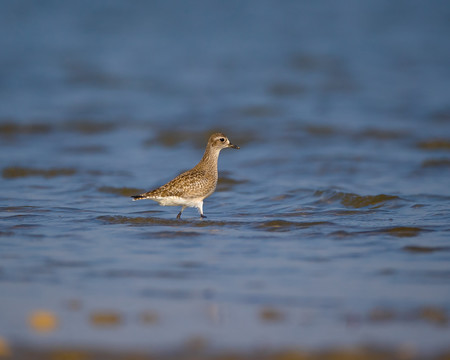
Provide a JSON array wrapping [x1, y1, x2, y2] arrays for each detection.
[[146, 170, 214, 199]]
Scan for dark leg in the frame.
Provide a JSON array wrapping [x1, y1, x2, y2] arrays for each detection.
[[177, 206, 186, 219], [200, 214, 207, 219]]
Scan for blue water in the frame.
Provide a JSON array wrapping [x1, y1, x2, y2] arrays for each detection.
[[1, 0, 450, 356]]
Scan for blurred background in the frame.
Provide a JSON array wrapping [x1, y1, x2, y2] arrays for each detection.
[[1, 1, 450, 359]]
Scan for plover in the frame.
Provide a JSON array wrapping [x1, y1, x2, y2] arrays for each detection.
[[132, 132, 239, 219]]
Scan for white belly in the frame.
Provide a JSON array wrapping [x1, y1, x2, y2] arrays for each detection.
[[152, 196, 202, 208]]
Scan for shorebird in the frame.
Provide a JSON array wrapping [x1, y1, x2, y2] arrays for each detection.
[[131, 132, 239, 219]]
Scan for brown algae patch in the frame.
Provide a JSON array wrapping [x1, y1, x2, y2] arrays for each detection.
[[368, 307, 396, 323], [403, 245, 448, 253], [148, 231, 204, 239], [418, 139, 450, 151], [360, 128, 407, 140], [64, 299, 83, 311], [28, 310, 59, 333], [258, 220, 331, 232], [422, 158, 450, 168], [0, 122, 52, 136], [383, 227, 427, 238], [0, 230, 14, 237], [268, 82, 306, 97], [98, 215, 180, 226], [0, 336, 11, 357], [340, 194, 399, 209], [98, 186, 144, 197], [315, 190, 400, 209], [362, 227, 428, 238], [184, 335, 209, 352], [217, 173, 248, 192], [139, 310, 160, 325], [2, 167, 77, 179], [90, 311, 122, 327], [65, 121, 115, 134], [146, 129, 256, 148], [365, 306, 448, 327], [259, 307, 285, 323], [290, 53, 331, 71], [417, 306, 448, 326], [429, 108, 450, 122]]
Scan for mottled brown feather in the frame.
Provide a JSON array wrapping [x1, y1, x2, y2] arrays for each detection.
[[138, 168, 216, 199]]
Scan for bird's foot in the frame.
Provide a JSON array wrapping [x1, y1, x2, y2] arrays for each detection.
[[200, 214, 207, 219], [176, 212, 182, 219]]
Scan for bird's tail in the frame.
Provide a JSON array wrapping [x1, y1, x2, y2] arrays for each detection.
[[131, 194, 147, 201]]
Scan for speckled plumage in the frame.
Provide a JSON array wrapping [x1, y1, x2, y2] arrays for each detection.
[[132, 132, 239, 219]]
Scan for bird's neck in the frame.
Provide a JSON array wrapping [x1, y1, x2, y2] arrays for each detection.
[[195, 146, 221, 172]]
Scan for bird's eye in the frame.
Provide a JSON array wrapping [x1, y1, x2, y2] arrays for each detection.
[[219, 138, 225, 142]]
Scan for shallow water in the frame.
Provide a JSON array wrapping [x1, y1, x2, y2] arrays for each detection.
[[1, 0, 450, 357]]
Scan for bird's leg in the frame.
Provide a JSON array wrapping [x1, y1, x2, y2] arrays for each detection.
[[177, 206, 186, 219], [198, 202, 207, 219]]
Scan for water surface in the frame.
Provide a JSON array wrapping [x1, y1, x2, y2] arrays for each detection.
[[1, 1, 450, 357]]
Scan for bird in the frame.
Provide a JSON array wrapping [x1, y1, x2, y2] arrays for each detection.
[[131, 132, 239, 219]]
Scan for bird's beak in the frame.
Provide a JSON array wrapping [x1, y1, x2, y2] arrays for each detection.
[[229, 143, 240, 149]]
